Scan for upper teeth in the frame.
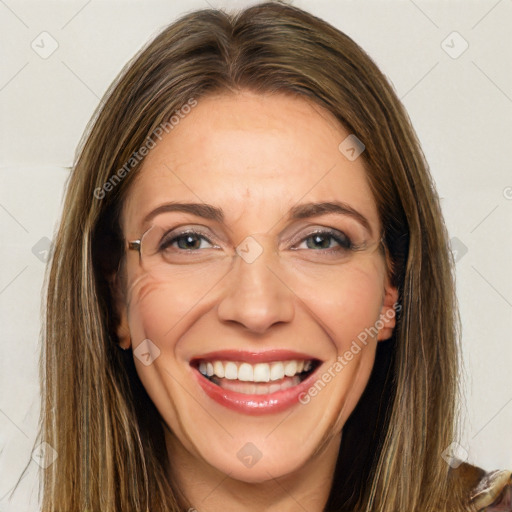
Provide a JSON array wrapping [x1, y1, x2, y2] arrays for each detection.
[[198, 360, 313, 382]]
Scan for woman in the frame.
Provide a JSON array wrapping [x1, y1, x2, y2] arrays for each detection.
[[39, 2, 511, 511]]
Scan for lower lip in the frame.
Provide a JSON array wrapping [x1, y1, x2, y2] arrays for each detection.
[[193, 366, 319, 415]]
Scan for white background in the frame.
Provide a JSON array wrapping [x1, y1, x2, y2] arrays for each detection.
[[0, 1, 511, 510]]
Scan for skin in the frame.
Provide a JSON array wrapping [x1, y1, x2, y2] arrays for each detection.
[[114, 91, 398, 512]]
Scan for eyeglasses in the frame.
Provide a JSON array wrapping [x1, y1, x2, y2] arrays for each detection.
[[125, 219, 385, 280]]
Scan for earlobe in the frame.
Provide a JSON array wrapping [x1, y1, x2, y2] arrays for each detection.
[[377, 281, 399, 342], [109, 272, 131, 350], [116, 310, 131, 350]]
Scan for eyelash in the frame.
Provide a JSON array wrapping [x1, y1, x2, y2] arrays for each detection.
[[159, 228, 357, 254]]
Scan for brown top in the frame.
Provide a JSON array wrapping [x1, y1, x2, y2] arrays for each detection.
[[452, 462, 512, 510]]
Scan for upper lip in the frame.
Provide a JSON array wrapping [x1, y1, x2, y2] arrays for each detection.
[[190, 349, 320, 364]]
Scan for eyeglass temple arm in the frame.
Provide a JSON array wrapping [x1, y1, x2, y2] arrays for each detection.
[[128, 240, 141, 252]]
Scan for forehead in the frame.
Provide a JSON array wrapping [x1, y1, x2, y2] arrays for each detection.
[[121, 91, 379, 236]]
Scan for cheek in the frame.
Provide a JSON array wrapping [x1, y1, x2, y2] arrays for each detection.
[[125, 278, 172, 344], [305, 263, 385, 429], [333, 270, 383, 347], [289, 257, 386, 349], [124, 266, 222, 343], [123, 277, 195, 429]]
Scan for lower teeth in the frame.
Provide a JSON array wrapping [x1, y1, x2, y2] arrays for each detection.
[[211, 375, 302, 394]]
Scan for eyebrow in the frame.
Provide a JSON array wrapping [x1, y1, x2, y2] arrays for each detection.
[[142, 201, 373, 235]]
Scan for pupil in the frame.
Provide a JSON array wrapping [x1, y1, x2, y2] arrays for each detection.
[[179, 234, 201, 250], [308, 234, 330, 249]]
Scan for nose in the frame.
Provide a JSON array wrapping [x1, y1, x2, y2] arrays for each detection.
[[216, 235, 295, 334]]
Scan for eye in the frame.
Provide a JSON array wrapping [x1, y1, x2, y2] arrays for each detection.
[[159, 230, 217, 251], [293, 229, 353, 252]]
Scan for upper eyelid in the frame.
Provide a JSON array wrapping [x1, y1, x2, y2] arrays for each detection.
[[161, 228, 219, 247], [160, 224, 225, 244], [289, 226, 347, 242], [168, 226, 216, 238]]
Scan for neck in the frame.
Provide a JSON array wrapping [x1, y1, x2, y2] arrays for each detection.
[[164, 425, 341, 512]]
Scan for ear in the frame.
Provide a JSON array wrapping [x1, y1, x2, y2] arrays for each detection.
[[109, 272, 131, 349], [377, 277, 399, 342]]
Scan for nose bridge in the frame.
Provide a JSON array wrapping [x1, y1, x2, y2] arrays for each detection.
[[235, 232, 280, 288], [216, 233, 295, 333]]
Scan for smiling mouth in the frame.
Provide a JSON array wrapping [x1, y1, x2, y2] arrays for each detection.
[[192, 358, 321, 395]]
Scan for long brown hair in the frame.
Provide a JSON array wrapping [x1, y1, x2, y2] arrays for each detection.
[[40, 2, 467, 510]]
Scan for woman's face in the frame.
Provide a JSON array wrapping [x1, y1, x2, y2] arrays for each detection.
[[115, 91, 398, 483]]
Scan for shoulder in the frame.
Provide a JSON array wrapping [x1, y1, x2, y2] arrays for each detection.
[[450, 461, 512, 511]]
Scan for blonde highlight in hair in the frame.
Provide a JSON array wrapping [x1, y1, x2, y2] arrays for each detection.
[[40, 2, 467, 510]]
